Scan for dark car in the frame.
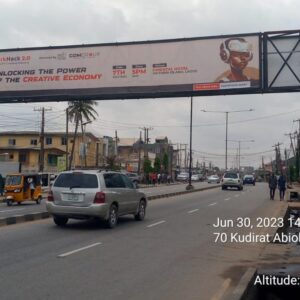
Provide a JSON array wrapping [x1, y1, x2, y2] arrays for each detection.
[[243, 175, 255, 185]]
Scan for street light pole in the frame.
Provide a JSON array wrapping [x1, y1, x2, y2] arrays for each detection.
[[186, 96, 194, 190], [201, 109, 254, 171], [225, 112, 228, 171]]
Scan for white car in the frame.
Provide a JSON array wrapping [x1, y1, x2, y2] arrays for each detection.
[[191, 174, 201, 181], [207, 175, 220, 183], [177, 172, 189, 181], [221, 172, 243, 190]]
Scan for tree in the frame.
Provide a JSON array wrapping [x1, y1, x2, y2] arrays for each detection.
[[143, 158, 152, 183], [154, 157, 161, 173], [68, 100, 98, 169], [106, 155, 120, 171]]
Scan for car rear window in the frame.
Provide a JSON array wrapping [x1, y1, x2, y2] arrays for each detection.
[[224, 173, 238, 179], [104, 173, 126, 188], [54, 173, 98, 188]]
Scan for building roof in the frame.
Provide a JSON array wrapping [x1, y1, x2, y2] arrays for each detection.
[[0, 131, 99, 140]]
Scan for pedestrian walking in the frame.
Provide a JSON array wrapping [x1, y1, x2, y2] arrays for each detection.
[[268, 173, 277, 200], [278, 173, 287, 201], [157, 173, 161, 184]]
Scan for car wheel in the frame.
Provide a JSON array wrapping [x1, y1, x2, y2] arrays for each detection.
[[106, 204, 118, 228], [222, 186, 226, 190], [53, 216, 68, 227], [134, 200, 146, 221], [36, 196, 42, 205]]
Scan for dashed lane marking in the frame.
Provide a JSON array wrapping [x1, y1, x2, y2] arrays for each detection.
[[147, 220, 166, 228], [58, 242, 102, 258]]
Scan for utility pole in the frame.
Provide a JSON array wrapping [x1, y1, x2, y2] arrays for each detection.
[[34, 107, 52, 172], [285, 132, 296, 157], [293, 119, 300, 179], [115, 130, 119, 166], [272, 142, 283, 174], [138, 131, 142, 175], [284, 148, 289, 181], [139, 127, 153, 159]]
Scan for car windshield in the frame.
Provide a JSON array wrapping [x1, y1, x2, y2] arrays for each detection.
[[224, 173, 238, 179], [54, 173, 98, 188], [5, 175, 22, 185]]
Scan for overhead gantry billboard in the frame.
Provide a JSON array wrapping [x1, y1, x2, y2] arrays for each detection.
[[0, 33, 261, 103]]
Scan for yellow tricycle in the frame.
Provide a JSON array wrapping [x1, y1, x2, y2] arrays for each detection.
[[4, 173, 42, 206]]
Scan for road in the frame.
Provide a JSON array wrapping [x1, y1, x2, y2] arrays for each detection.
[[0, 183, 282, 300], [0, 181, 219, 218]]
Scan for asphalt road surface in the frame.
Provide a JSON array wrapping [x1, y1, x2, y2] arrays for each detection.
[[0, 181, 219, 218], [0, 183, 281, 300]]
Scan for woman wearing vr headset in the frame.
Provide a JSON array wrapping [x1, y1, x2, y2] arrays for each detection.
[[215, 37, 259, 82]]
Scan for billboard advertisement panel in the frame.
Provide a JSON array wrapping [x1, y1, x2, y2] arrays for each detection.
[[0, 34, 261, 102]]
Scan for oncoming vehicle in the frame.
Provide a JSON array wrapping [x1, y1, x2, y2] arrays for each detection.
[[4, 173, 42, 206], [243, 174, 255, 185], [221, 172, 243, 190], [207, 175, 220, 183], [46, 170, 147, 228]]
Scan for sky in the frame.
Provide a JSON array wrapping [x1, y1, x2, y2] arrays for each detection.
[[0, 0, 299, 169]]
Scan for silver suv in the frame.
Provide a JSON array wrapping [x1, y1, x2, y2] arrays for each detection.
[[221, 172, 243, 190], [46, 170, 147, 228]]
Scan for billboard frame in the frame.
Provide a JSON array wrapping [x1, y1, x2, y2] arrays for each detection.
[[263, 29, 300, 93]]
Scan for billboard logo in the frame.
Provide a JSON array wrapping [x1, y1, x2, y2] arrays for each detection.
[[68, 51, 100, 59], [0, 56, 21, 62], [57, 52, 67, 60]]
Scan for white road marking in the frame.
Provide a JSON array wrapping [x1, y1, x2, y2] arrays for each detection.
[[147, 220, 166, 228], [208, 202, 217, 206], [0, 208, 25, 213], [188, 209, 199, 214], [234, 194, 240, 198], [224, 198, 231, 201], [58, 242, 102, 258]]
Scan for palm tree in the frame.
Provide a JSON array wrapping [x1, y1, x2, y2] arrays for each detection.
[[67, 100, 98, 169]]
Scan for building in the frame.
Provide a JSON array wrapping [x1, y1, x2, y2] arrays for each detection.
[[0, 131, 105, 173]]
